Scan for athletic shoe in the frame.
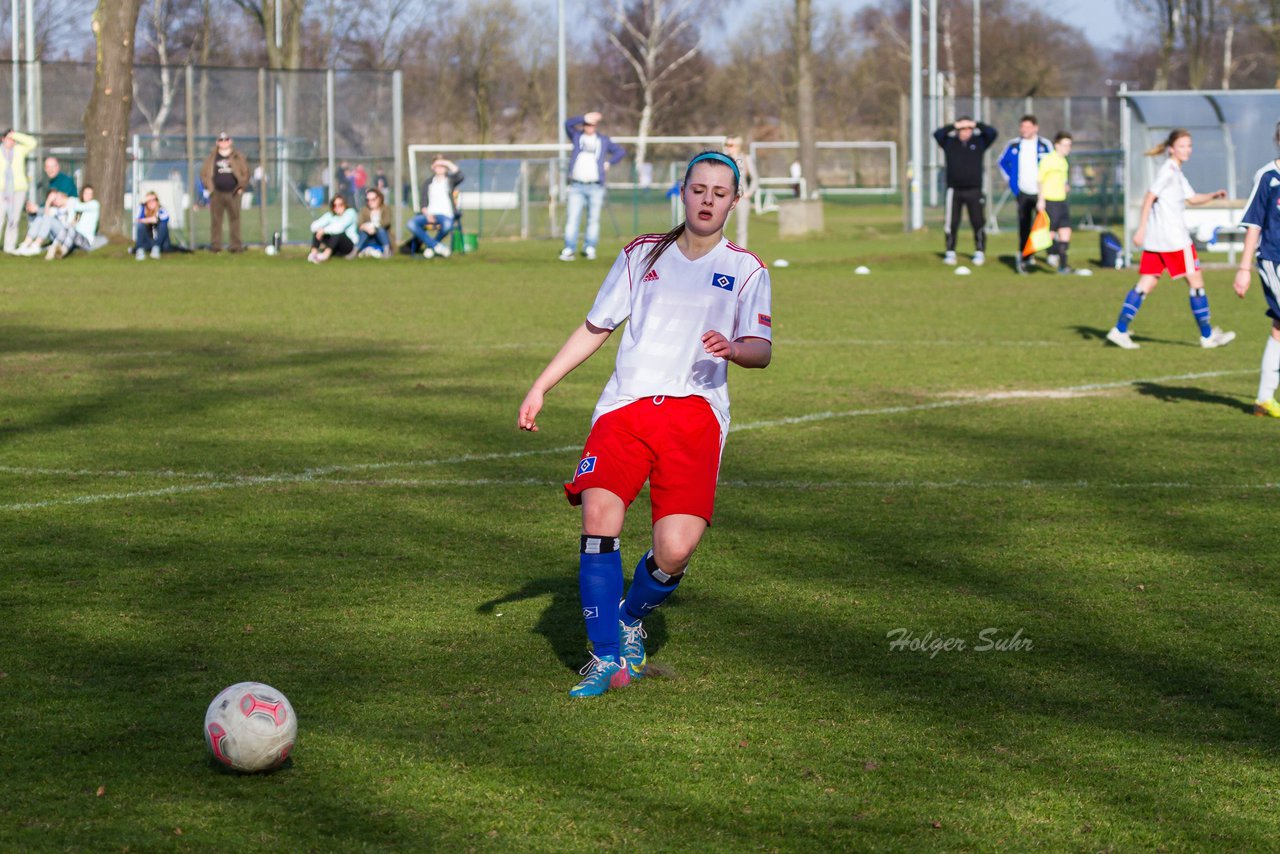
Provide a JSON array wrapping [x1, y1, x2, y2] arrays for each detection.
[[422, 246, 435, 259], [150, 246, 161, 260], [1106, 327, 1139, 349], [584, 246, 597, 260], [620, 619, 648, 679], [435, 244, 451, 258], [972, 251, 985, 267], [1254, 399, 1280, 418], [569, 654, 630, 698], [1046, 254, 1059, 269], [1200, 327, 1236, 349], [1057, 265, 1075, 275], [17, 243, 40, 256], [559, 247, 575, 261], [135, 248, 146, 261], [943, 251, 957, 265]]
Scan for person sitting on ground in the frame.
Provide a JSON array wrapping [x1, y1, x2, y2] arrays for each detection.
[[135, 191, 171, 260], [308, 194, 357, 263], [13, 189, 72, 255], [46, 185, 101, 260], [356, 188, 392, 257], [406, 156, 462, 258]]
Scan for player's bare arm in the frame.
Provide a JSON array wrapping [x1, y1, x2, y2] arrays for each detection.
[[701, 330, 771, 368], [1235, 226, 1262, 298], [1189, 189, 1228, 205], [518, 321, 614, 432]]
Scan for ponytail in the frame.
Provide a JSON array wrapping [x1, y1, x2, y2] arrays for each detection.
[[1146, 129, 1189, 157]]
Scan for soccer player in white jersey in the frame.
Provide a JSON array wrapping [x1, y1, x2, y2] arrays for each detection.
[[1233, 122, 1280, 417], [518, 151, 773, 697], [1106, 129, 1236, 351]]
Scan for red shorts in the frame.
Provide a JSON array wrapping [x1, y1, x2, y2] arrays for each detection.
[[564, 395, 724, 524], [1138, 245, 1199, 279]]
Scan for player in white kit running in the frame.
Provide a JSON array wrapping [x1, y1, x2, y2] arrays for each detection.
[[1105, 129, 1235, 350], [518, 151, 773, 697]]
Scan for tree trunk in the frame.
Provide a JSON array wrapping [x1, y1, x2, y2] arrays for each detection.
[[794, 0, 817, 199], [83, 0, 143, 240]]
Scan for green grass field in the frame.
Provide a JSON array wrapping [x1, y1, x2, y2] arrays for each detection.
[[4, 204, 1280, 852]]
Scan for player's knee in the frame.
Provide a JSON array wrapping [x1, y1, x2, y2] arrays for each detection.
[[652, 539, 697, 575]]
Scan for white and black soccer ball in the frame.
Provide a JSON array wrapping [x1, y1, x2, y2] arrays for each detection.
[[204, 681, 297, 772]]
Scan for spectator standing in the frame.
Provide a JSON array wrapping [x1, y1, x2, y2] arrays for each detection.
[[308, 194, 357, 263], [560, 111, 625, 261], [0, 129, 36, 253], [135, 191, 171, 260], [407, 156, 463, 259], [999, 115, 1051, 273], [933, 116, 998, 266], [722, 136, 758, 249], [200, 132, 250, 253], [1036, 131, 1075, 274]]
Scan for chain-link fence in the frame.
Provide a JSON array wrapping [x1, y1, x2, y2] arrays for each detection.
[[0, 60, 402, 246]]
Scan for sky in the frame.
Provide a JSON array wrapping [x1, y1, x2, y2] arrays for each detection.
[[736, 0, 1129, 51]]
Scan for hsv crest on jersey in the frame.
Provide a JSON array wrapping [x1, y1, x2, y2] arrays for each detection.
[[575, 455, 597, 480], [711, 272, 735, 291], [757, 313, 772, 327], [642, 268, 660, 282]]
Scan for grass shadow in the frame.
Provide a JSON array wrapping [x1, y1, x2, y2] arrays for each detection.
[[1133, 381, 1254, 413]]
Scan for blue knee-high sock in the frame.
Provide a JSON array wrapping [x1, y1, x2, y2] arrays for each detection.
[[1115, 287, 1145, 333], [620, 550, 682, 624], [580, 536, 623, 660], [1189, 288, 1212, 337]]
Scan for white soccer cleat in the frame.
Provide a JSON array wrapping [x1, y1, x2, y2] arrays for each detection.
[[943, 250, 957, 265], [135, 248, 146, 261], [1200, 327, 1236, 349], [1106, 327, 1139, 349], [559, 247, 575, 261], [972, 251, 985, 266], [435, 243, 451, 258], [150, 246, 161, 260], [584, 246, 597, 260]]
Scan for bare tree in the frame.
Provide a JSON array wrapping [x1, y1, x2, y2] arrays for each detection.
[[604, 0, 701, 172], [84, 0, 143, 238], [135, 0, 183, 139]]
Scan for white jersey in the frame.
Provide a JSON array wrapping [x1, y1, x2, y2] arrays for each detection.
[[1143, 158, 1196, 252], [586, 235, 773, 431]]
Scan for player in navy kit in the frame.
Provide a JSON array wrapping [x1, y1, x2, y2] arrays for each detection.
[[518, 151, 773, 697], [1233, 123, 1280, 417]]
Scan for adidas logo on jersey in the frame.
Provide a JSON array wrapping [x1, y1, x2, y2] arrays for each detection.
[[642, 269, 660, 282]]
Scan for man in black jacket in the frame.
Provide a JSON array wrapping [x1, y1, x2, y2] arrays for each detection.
[[934, 116, 998, 266]]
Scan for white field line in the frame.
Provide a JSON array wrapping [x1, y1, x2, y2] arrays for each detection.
[[0, 368, 1254, 512], [729, 369, 1251, 432]]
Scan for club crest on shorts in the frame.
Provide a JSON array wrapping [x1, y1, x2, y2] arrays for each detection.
[[582, 606, 599, 619], [711, 272, 735, 291], [574, 455, 597, 480]]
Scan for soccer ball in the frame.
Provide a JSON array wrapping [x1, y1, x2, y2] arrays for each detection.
[[263, 244, 277, 256], [204, 681, 297, 772]]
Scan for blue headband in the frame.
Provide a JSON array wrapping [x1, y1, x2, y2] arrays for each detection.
[[686, 151, 740, 185]]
